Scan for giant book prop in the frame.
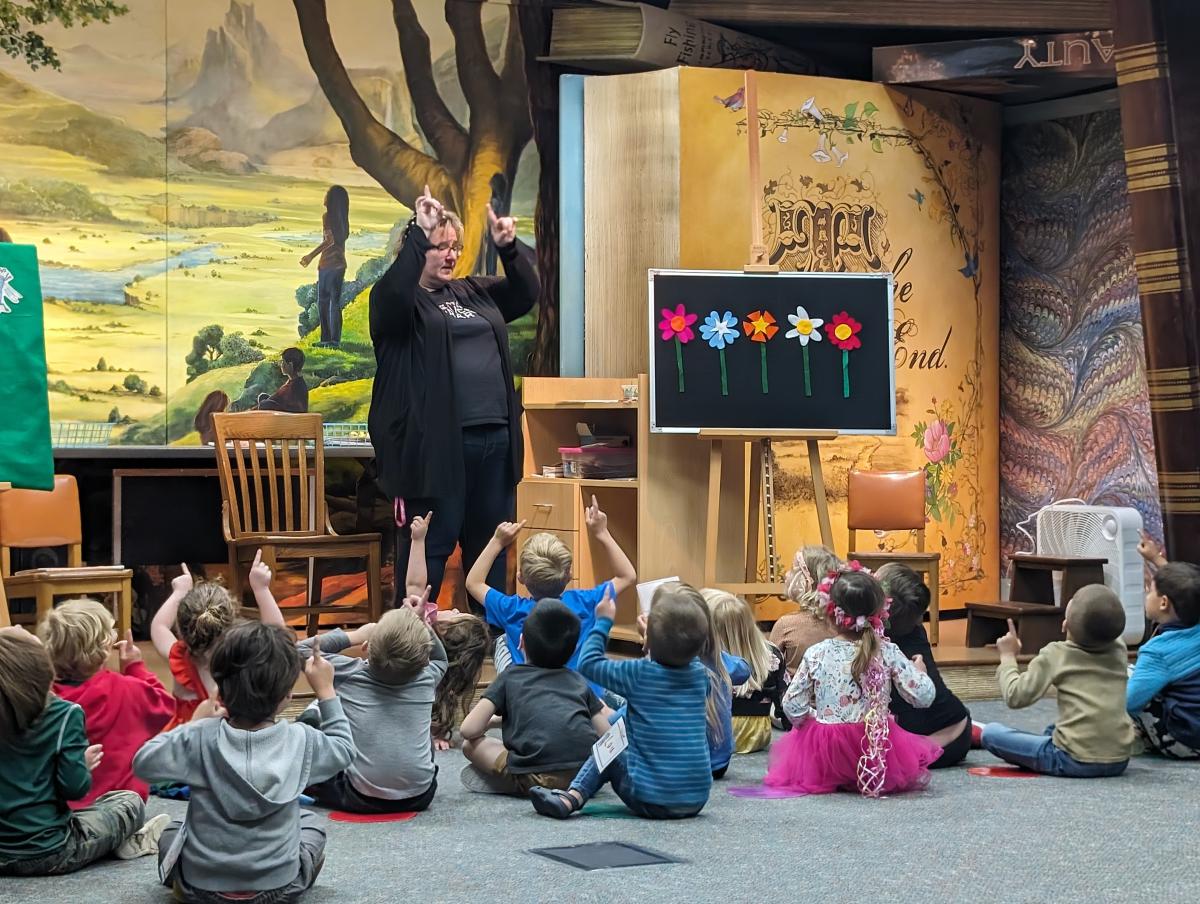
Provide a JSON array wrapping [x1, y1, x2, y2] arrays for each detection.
[[0, 244, 52, 490]]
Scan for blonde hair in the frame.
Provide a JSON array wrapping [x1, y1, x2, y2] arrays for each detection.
[[37, 598, 115, 683], [519, 532, 572, 599], [784, 545, 841, 615], [177, 582, 238, 659], [703, 589, 771, 696], [368, 608, 433, 684], [0, 629, 55, 739]]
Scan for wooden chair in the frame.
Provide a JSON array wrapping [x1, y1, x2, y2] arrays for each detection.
[[846, 469, 941, 644], [213, 411, 382, 635], [0, 474, 132, 632]]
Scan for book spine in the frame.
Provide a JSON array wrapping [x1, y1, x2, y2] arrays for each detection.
[[633, 4, 817, 74]]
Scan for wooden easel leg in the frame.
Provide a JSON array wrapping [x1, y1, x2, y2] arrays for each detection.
[[705, 440, 722, 588], [807, 439, 834, 549], [746, 440, 763, 585]]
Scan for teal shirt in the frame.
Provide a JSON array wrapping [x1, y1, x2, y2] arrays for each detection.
[[0, 696, 91, 859]]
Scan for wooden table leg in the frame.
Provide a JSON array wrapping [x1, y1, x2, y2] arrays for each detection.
[[807, 439, 834, 549], [35, 583, 54, 626], [119, 575, 132, 635], [704, 440, 722, 588]]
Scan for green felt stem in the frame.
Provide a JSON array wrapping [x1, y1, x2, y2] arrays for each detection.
[[842, 348, 850, 398], [675, 337, 685, 392], [760, 343, 769, 394], [802, 345, 811, 397], [719, 348, 728, 396]]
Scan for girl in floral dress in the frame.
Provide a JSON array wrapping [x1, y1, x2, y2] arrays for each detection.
[[764, 564, 942, 797]]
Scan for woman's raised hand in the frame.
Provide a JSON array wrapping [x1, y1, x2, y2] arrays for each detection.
[[487, 203, 516, 247], [414, 184, 443, 235]]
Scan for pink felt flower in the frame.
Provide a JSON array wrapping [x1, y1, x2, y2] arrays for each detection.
[[659, 304, 697, 343], [923, 419, 951, 463]]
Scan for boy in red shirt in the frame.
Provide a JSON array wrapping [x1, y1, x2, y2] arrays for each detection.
[[38, 599, 175, 807]]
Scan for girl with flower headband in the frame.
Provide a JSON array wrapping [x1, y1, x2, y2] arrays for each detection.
[[764, 562, 942, 797], [770, 546, 840, 674]]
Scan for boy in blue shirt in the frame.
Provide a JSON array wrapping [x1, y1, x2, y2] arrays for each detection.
[[466, 495, 636, 689], [1128, 561, 1200, 758]]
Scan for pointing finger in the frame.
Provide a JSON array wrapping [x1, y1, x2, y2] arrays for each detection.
[[253, 548, 262, 568], [487, 203, 498, 226], [1007, 618, 1017, 635]]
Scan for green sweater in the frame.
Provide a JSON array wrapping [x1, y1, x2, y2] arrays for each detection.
[[0, 696, 91, 859], [997, 640, 1134, 763]]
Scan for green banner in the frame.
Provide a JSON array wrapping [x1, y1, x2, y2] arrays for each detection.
[[0, 244, 53, 490]]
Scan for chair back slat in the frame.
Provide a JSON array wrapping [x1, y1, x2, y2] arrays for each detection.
[[212, 412, 326, 539]]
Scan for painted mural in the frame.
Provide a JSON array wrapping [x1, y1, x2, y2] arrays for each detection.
[[674, 69, 1001, 610], [999, 110, 1162, 560], [0, 0, 540, 445]]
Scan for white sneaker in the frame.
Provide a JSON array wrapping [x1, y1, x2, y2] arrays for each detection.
[[115, 812, 170, 860]]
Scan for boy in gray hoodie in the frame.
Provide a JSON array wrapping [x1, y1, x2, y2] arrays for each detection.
[[134, 622, 354, 903]]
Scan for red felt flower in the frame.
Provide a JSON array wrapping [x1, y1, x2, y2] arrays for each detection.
[[825, 311, 862, 350], [659, 304, 698, 343], [742, 310, 778, 342]]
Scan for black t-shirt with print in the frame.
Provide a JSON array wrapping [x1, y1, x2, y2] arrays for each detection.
[[438, 296, 509, 427]]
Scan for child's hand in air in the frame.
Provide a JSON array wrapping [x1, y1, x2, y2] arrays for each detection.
[[1137, 533, 1164, 565], [171, 563, 194, 596], [116, 629, 143, 671], [410, 511, 433, 542], [305, 645, 336, 700], [493, 520, 526, 546], [402, 585, 436, 625], [85, 744, 104, 772], [995, 619, 1022, 658], [192, 694, 227, 722], [584, 495, 608, 536], [596, 585, 617, 622], [911, 653, 927, 675], [636, 613, 648, 644], [248, 549, 272, 593]]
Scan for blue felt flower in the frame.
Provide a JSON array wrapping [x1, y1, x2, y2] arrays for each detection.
[[700, 310, 739, 350]]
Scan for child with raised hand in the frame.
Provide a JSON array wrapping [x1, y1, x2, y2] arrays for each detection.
[[467, 495, 636, 684], [299, 587, 448, 813], [135, 622, 355, 903], [771, 545, 839, 673], [0, 626, 148, 876], [875, 563, 972, 767], [530, 583, 715, 820], [704, 589, 789, 754], [982, 585, 1134, 777], [460, 598, 609, 795], [766, 564, 940, 797], [1128, 562, 1200, 758], [38, 599, 174, 807], [152, 551, 286, 730]]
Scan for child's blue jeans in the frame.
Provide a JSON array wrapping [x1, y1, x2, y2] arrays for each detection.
[[982, 723, 1128, 777], [570, 752, 704, 820]]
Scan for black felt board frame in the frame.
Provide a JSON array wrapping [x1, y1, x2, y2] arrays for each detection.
[[648, 270, 895, 435]]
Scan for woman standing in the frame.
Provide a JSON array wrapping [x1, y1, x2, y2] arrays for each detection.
[[301, 185, 350, 347], [368, 186, 539, 604]]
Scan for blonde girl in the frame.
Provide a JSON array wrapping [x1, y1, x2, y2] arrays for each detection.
[[771, 545, 841, 673]]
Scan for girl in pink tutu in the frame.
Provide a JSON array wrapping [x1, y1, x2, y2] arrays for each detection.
[[764, 563, 942, 797]]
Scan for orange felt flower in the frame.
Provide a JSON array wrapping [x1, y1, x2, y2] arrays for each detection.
[[742, 310, 778, 342]]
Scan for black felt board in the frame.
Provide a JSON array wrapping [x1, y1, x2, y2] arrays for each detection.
[[649, 270, 895, 434], [529, 841, 683, 871]]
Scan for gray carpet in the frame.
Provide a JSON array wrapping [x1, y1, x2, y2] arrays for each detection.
[[9, 699, 1199, 904]]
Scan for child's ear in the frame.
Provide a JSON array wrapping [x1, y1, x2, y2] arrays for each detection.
[[516, 569, 524, 586], [361, 639, 370, 658]]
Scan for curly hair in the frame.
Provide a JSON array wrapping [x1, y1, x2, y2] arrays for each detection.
[[177, 582, 238, 659], [37, 598, 115, 683], [431, 614, 488, 740], [784, 545, 841, 615]]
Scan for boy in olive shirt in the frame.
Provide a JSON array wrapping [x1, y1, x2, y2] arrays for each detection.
[[981, 585, 1133, 777], [459, 599, 610, 795]]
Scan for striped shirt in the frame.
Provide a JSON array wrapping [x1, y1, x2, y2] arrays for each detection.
[[578, 617, 712, 807]]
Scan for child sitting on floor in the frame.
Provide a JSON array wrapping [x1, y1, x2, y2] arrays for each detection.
[[1127, 561, 1200, 758], [875, 564, 972, 767], [0, 626, 151, 876], [705, 589, 789, 754], [529, 583, 715, 820], [135, 622, 354, 903], [39, 599, 174, 806], [298, 592, 448, 813], [695, 591, 749, 777], [982, 584, 1133, 777], [771, 545, 839, 674], [460, 598, 609, 795], [151, 551, 286, 730], [431, 611, 489, 750], [766, 564, 940, 797], [466, 495, 636, 688]]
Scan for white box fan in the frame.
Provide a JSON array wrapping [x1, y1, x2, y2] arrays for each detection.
[[1035, 504, 1144, 644]]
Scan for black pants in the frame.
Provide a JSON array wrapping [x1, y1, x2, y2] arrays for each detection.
[[306, 769, 438, 814], [929, 717, 973, 769], [317, 267, 345, 345], [393, 424, 515, 609]]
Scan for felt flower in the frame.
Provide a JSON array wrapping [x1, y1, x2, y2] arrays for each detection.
[[824, 312, 863, 399], [743, 310, 778, 394], [923, 419, 951, 464], [659, 303, 696, 392], [701, 310, 739, 396], [785, 305, 823, 397]]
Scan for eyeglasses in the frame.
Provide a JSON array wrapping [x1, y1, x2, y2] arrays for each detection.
[[434, 242, 464, 254]]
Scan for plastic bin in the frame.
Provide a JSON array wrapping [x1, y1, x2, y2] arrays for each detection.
[[558, 444, 636, 479]]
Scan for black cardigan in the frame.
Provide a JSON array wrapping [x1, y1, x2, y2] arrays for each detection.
[[367, 228, 539, 501]]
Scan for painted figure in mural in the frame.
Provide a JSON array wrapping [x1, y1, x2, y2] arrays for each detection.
[[369, 185, 538, 607], [257, 348, 310, 413], [300, 185, 350, 348], [194, 391, 230, 446], [0, 226, 11, 242]]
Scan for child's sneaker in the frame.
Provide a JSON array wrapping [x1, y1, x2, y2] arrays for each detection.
[[530, 786, 578, 819], [115, 813, 171, 860], [459, 764, 518, 795], [971, 720, 986, 749]]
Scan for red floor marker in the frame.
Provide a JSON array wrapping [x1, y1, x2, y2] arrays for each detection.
[[967, 766, 1040, 778], [327, 810, 419, 823]]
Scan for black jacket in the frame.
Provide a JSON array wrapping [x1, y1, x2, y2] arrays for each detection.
[[367, 228, 539, 500]]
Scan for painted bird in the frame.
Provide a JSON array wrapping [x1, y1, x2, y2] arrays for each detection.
[[958, 251, 979, 279], [714, 86, 746, 111], [909, 188, 925, 208]]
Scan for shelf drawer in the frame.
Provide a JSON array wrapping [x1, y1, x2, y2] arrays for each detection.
[[517, 479, 578, 531], [516, 528, 577, 580]]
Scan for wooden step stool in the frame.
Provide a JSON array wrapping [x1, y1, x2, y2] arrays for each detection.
[[964, 554, 1106, 655]]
